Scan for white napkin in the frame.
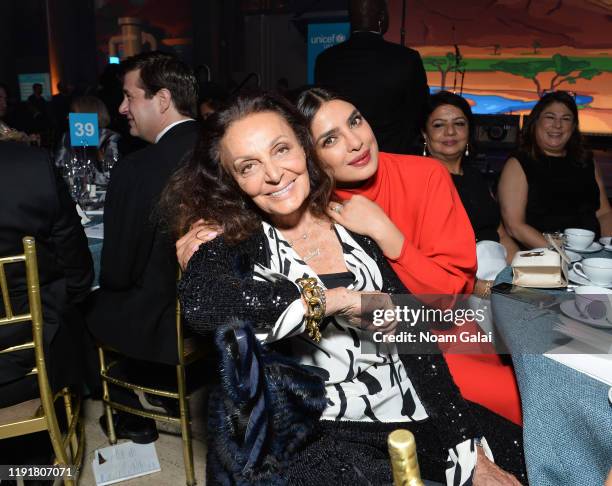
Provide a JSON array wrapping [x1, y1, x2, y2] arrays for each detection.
[[545, 342, 612, 386], [476, 240, 507, 280], [76, 204, 91, 225]]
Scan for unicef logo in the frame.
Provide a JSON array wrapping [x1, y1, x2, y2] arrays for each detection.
[[335, 33, 346, 43]]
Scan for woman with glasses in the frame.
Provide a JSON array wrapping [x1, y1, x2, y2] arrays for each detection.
[[498, 91, 612, 249]]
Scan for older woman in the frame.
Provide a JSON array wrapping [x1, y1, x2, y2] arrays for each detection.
[[163, 92, 524, 485], [498, 90, 612, 249]]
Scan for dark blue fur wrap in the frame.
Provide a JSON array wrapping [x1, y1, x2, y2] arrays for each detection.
[[206, 320, 327, 485]]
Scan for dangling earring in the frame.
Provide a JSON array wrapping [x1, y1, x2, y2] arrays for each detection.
[[464, 143, 470, 157], [422, 141, 428, 156], [378, 19, 383, 33]]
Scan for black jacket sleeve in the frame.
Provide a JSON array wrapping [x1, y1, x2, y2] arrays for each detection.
[[178, 233, 301, 335]]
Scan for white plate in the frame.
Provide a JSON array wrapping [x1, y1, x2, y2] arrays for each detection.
[[600, 237, 612, 246], [559, 300, 612, 329], [604, 244, 612, 253], [568, 268, 612, 288], [565, 242, 603, 253]]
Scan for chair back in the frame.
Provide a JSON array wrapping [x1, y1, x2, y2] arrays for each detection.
[[0, 237, 59, 431], [0, 237, 81, 483]]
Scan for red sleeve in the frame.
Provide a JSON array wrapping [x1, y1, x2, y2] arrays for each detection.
[[388, 166, 477, 295]]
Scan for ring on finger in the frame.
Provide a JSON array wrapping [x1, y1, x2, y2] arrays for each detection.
[[332, 204, 343, 214]]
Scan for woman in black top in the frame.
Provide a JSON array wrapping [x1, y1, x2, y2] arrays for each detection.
[[498, 91, 612, 249], [422, 91, 518, 290]]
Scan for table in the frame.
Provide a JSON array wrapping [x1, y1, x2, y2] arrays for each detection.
[[492, 259, 612, 486]]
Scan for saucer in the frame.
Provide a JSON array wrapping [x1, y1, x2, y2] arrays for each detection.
[[559, 300, 612, 329], [565, 242, 603, 253], [568, 268, 612, 288], [604, 244, 612, 253], [564, 250, 582, 263], [600, 237, 612, 246]]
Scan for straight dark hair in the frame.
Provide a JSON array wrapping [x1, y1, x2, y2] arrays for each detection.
[[423, 90, 475, 158], [520, 91, 590, 167], [160, 91, 334, 242], [121, 51, 197, 118], [295, 87, 350, 126]]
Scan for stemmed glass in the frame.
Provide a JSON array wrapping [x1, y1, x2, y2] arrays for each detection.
[[100, 150, 118, 185], [64, 147, 96, 208]]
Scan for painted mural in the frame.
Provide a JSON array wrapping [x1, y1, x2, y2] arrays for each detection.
[[386, 0, 612, 134]]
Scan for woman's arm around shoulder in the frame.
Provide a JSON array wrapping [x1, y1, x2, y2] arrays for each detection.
[[179, 233, 301, 334]]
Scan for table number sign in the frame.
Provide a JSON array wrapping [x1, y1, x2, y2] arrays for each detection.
[[69, 113, 99, 147]]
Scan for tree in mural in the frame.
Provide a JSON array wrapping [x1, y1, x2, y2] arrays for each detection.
[[423, 53, 466, 90], [549, 54, 602, 91], [532, 40, 541, 54], [490, 59, 551, 96], [493, 44, 501, 55], [492, 54, 602, 97]]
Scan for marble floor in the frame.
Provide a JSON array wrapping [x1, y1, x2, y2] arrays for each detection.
[[78, 388, 208, 486]]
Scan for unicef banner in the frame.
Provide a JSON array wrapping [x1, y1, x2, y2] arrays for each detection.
[[307, 22, 350, 84]]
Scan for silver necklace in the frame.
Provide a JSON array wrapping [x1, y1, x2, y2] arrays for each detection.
[[285, 220, 331, 262]]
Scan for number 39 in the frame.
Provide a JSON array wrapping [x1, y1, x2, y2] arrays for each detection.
[[74, 122, 94, 137]]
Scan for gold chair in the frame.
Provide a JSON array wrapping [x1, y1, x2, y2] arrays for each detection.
[[97, 275, 205, 486], [0, 236, 84, 486]]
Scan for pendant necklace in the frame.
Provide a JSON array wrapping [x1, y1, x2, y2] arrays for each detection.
[[285, 219, 332, 262]]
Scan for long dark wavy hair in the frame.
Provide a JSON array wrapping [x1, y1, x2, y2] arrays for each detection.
[[520, 91, 591, 167], [160, 91, 334, 242]]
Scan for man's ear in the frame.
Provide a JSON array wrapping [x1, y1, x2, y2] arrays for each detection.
[[157, 88, 172, 113]]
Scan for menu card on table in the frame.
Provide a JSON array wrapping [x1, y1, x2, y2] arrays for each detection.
[[92, 441, 161, 485]]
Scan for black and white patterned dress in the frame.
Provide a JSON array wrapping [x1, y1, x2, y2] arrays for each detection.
[[255, 222, 493, 485]]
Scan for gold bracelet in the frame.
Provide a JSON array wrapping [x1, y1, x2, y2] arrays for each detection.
[[482, 280, 493, 298], [474, 279, 493, 298], [296, 277, 326, 343]]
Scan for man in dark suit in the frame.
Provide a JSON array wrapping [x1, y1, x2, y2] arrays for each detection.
[[0, 139, 93, 469], [315, 0, 429, 154], [0, 140, 93, 404], [86, 51, 199, 443]]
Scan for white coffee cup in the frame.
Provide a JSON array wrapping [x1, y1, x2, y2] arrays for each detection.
[[573, 258, 612, 286], [564, 228, 595, 250], [574, 285, 612, 320]]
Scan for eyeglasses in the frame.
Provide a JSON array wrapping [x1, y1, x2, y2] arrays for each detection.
[[540, 90, 576, 99]]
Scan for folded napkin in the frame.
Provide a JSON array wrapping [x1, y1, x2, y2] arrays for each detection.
[[76, 204, 91, 225], [545, 345, 612, 387], [476, 240, 507, 280]]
